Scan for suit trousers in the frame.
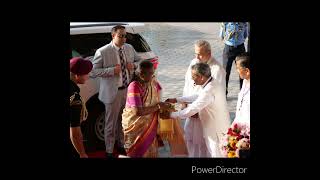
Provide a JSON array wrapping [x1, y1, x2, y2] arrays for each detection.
[[104, 88, 127, 153]]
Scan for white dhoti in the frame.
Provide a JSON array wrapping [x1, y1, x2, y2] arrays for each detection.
[[204, 136, 223, 157], [184, 117, 210, 157]]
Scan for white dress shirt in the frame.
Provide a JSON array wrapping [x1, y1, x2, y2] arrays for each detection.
[[112, 41, 130, 87]]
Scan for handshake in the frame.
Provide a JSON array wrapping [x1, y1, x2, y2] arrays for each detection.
[[157, 98, 178, 119], [163, 98, 199, 119]]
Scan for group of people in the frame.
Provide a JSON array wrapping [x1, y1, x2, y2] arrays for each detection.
[[69, 22, 250, 158]]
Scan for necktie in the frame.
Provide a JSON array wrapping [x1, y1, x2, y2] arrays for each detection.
[[119, 48, 128, 87]]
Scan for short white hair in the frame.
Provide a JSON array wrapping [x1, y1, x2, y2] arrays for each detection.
[[195, 40, 211, 54], [191, 63, 211, 78]]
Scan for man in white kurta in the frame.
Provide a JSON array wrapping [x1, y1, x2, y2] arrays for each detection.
[[232, 54, 250, 127], [182, 40, 227, 157], [233, 79, 250, 126], [169, 63, 230, 157]]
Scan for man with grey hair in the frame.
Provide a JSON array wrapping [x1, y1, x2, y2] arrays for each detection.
[[181, 40, 227, 157], [190, 40, 226, 86], [165, 63, 230, 157]]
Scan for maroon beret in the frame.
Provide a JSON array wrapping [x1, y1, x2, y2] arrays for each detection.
[[70, 57, 93, 75]]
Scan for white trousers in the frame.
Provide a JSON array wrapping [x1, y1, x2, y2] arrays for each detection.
[[184, 117, 209, 157]]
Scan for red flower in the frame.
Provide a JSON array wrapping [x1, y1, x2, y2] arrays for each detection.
[[236, 135, 244, 141], [221, 123, 250, 158], [234, 123, 238, 129]]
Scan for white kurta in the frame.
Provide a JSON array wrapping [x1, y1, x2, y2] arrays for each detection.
[[182, 57, 227, 157], [171, 78, 230, 157], [233, 79, 250, 127]]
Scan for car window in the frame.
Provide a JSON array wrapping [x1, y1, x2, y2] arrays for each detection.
[[70, 33, 151, 58], [70, 33, 111, 58], [125, 33, 151, 52], [72, 50, 81, 57]]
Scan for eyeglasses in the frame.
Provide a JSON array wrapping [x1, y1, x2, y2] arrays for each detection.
[[236, 66, 248, 71], [117, 34, 127, 38], [191, 73, 200, 80]]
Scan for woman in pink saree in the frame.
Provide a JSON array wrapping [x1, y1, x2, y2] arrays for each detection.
[[122, 60, 188, 157]]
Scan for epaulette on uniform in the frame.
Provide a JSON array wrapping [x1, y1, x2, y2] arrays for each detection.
[[70, 93, 82, 107]]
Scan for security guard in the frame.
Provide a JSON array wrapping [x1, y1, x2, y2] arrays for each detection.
[[220, 22, 248, 96], [70, 57, 93, 158]]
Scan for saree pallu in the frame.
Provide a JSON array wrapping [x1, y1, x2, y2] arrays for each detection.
[[122, 109, 159, 157]]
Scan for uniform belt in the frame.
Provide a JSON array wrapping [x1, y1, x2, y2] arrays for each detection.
[[227, 43, 244, 48]]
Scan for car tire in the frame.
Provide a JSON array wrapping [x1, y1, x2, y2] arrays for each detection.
[[81, 95, 106, 152]]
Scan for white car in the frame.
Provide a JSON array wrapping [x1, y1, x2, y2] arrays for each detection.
[[70, 22, 158, 152]]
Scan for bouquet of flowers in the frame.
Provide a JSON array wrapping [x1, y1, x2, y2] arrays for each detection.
[[220, 123, 250, 158]]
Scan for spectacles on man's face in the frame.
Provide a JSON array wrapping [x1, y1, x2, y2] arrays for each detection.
[[236, 65, 248, 72], [117, 34, 127, 38], [191, 73, 200, 80]]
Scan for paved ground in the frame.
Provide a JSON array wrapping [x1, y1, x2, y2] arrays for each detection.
[[140, 23, 247, 157]]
